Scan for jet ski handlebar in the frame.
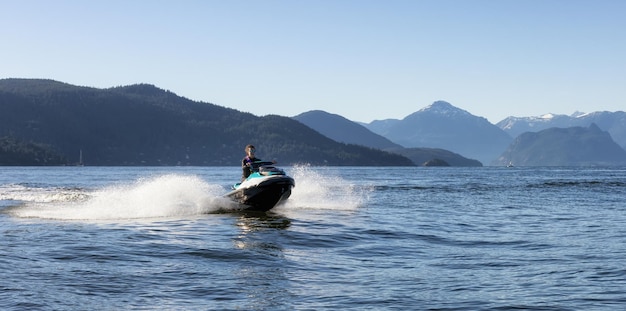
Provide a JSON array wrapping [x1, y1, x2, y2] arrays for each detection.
[[249, 161, 276, 170]]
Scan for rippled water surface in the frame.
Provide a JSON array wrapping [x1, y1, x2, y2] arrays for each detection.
[[1, 166, 626, 310]]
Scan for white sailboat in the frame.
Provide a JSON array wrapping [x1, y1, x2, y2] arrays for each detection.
[[78, 149, 84, 166]]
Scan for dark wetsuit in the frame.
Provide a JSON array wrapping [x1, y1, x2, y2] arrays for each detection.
[[241, 156, 260, 181]]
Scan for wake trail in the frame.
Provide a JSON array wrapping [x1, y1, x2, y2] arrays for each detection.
[[4, 174, 237, 220], [2, 167, 371, 221]]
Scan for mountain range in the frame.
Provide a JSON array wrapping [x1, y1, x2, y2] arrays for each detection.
[[2, 78, 625, 167], [294, 102, 626, 166], [363, 101, 512, 164], [497, 111, 626, 151], [493, 124, 626, 166], [0, 79, 412, 166], [293, 110, 482, 166]]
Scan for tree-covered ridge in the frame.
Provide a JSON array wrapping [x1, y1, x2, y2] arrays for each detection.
[[0, 136, 67, 165], [0, 79, 413, 166]]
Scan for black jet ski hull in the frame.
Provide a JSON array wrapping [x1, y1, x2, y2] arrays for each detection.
[[226, 176, 294, 212]]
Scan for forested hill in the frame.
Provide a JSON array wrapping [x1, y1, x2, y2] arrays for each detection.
[[0, 136, 67, 165], [0, 79, 413, 166]]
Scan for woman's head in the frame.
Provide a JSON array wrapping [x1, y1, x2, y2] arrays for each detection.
[[245, 144, 256, 155]]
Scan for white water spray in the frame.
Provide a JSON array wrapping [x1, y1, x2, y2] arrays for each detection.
[[7, 174, 236, 220], [3, 166, 370, 221], [278, 165, 371, 211]]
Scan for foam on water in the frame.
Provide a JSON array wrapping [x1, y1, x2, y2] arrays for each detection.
[[0, 184, 88, 203], [5, 174, 238, 220]]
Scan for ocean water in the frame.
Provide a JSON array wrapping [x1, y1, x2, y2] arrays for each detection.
[[1, 166, 625, 310]]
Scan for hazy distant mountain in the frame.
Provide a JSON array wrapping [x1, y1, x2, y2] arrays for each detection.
[[365, 118, 401, 136], [293, 110, 402, 149], [0, 79, 413, 166], [293, 109, 482, 166], [497, 111, 626, 150], [493, 123, 626, 166], [364, 101, 512, 165], [387, 147, 482, 167]]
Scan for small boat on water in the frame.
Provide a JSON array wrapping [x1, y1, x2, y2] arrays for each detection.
[[225, 161, 295, 212]]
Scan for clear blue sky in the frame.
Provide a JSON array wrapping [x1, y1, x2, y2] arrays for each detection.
[[2, 0, 625, 123]]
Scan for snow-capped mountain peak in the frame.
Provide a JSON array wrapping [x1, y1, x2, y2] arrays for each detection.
[[417, 100, 472, 118], [572, 111, 589, 118]]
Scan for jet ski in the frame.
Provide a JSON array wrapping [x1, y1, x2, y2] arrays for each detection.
[[225, 161, 295, 212]]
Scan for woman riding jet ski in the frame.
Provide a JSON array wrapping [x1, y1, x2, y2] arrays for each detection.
[[225, 145, 295, 212]]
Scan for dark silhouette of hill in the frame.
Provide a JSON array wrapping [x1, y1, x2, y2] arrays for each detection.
[[0, 79, 413, 166], [293, 110, 402, 149], [388, 147, 483, 167], [494, 124, 626, 166], [0, 136, 67, 165]]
